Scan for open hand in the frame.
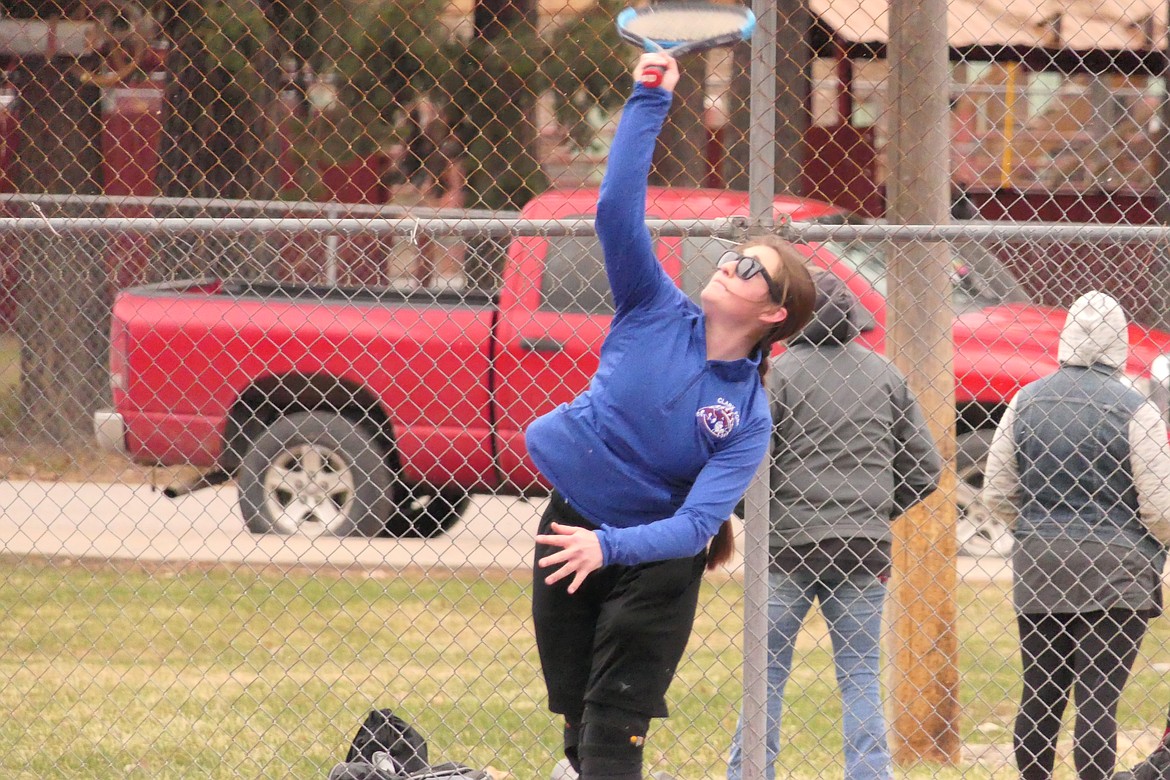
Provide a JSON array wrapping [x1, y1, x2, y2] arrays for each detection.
[[535, 522, 604, 594]]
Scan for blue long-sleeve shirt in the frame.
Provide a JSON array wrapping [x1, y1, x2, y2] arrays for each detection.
[[524, 85, 773, 567]]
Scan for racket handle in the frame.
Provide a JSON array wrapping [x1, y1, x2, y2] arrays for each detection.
[[641, 64, 666, 88]]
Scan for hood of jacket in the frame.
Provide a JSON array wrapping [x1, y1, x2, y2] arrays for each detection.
[[1058, 290, 1129, 369], [790, 270, 863, 346]]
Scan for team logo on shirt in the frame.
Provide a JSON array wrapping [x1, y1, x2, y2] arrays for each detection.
[[696, 398, 740, 439]]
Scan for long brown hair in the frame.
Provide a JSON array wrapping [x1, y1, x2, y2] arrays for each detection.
[[706, 239, 815, 570], [707, 518, 735, 571], [737, 235, 818, 380]]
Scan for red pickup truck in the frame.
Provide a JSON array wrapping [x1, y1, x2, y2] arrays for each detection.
[[94, 186, 1170, 556]]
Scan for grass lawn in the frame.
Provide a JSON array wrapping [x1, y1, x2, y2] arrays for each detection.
[[1, 560, 1168, 779], [0, 332, 18, 436], [0, 331, 1168, 777]]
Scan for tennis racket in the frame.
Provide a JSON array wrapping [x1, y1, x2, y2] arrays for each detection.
[[616, 2, 756, 88]]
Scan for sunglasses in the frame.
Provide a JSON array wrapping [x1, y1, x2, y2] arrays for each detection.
[[719, 250, 787, 305]]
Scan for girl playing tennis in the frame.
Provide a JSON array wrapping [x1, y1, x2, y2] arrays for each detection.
[[526, 52, 817, 780]]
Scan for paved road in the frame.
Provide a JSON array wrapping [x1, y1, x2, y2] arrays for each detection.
[[0, 480, 545, 573], [0, 478, 1014, 582]]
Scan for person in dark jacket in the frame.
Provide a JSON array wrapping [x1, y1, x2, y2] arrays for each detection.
[[527, 53, 818, 780], [983, 290, 1170, 780], [726, 270, 942, 780]]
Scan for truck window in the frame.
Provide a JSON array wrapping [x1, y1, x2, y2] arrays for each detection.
[[539, 236, 615, 315], [818, 238, 1032, 313], [542, 235, 766, 313], [680, 234, 1030, 314]]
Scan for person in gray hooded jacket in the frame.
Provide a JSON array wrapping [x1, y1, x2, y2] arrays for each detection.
[[983, 290, 1170, 780], [727, 270, 942, 780]]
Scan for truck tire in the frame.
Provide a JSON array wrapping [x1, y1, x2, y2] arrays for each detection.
[[239, 412, 391, 537], [384, 483, 471, 538], [955, 429, 1013, 558]]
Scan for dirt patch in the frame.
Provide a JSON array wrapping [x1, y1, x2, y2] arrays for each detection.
[[962, 728, 1163, 769]]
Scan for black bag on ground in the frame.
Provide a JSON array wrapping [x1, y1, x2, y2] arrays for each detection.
[[411, 763, 491, 779], [1118, 732, 1170, 780], [331, 708, 491, 780], [345, 709, 430, 773], [328, 762, 399, 780]]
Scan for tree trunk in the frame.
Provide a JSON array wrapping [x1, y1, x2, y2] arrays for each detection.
[[244, 0, 284, 203], [473, 0, 536, 41], [461, 0, 547, 291], [157, 0, 211, 202], [10, 54, 109, 445], [467, 0, 544, 212], [1152, 0, 1170, 332], [725, 0, 810, 193], [157, 0, 282, 203], [650, 57, 706, 188], [153, 0, 217, 282], [235, 0, 285, 281], [724, 41, 752, 190], [154, 0, 282, 283]]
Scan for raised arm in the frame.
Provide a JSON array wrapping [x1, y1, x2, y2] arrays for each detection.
[[596, 54, 680, 314]]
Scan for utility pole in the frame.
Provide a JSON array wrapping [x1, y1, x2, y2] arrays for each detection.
[[1151, 0, 1170, 332], [884, 0, 961, 764]]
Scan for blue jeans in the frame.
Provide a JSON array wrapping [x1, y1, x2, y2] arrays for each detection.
[[727, 568, 890, 780]]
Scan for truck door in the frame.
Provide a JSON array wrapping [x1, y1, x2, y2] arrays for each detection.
[[493, 233, 620, 493]]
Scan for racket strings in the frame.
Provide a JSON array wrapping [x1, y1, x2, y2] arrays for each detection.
[[624, 10, 748, 42]]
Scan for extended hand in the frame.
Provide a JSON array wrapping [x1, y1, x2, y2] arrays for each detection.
[[535, 522, 604, 594]]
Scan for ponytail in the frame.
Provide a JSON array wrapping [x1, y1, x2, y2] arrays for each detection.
[[708, 239, 815, 565], [755, 322, 787, 381], [707, 518, 735, 571]]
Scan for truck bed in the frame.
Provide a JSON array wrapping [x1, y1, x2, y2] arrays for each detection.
[[130, 277, 497, 309], [112, 277, 500, 484]]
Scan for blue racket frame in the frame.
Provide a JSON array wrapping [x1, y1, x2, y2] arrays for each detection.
[[616, 2, 756, 57]]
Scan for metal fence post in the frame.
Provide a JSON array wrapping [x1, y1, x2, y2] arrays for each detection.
[[743, 0, 778, 777]]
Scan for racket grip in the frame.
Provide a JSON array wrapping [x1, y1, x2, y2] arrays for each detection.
[[641, 64, 666, 88]]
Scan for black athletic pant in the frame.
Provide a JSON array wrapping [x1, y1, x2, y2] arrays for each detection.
[[1015, 610, 1148, 780], [533, 492, 706, 778]]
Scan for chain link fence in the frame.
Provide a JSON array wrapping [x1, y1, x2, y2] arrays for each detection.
[[4, 0, 1170, 778]]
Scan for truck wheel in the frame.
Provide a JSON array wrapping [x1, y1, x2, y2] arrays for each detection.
[[955, 429, 1013, 558], [239, 412, 391, 537], [383, 483, 470, 538]]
